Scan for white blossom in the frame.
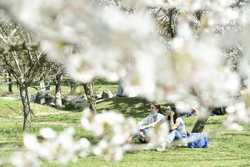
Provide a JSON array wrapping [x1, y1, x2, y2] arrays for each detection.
[[10, 128, 92, 167], [81, 109, 137, 161], [10, 151, 40, 167], [40, 128, 57, 139], [224, 102, 250, 131], [146, 122, 169, 149]]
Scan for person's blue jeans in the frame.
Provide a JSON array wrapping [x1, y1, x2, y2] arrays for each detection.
[[166, 130, 187, 143]]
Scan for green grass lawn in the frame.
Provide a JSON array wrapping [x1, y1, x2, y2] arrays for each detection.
[[1, 96, 250, 166]]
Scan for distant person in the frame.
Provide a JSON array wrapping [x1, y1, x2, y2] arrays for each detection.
[[116, 81, 124, 97]]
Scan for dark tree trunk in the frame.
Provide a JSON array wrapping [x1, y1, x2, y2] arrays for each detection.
[[195, 10, 203, 21], [168, 8, 177, 38], [83, 82, 96, 114], [7, 72, 13, 93], [55, 73, 63, 108], [19, 85, 32, 131], [69, 81, 77, 95], [191, 117, 209, 133], [39, 79, 46, 104]]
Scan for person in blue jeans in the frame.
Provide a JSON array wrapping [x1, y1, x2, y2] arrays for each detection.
[[155, 108, 187, 151], [166, 111, 187, 144]]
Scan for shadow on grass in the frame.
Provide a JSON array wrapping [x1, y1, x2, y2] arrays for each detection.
[[33, 114, 81, 124], [97, 97, 150, 119], [206, 119, 222, 125], [97, 97, 175, 119], [94, 79, 117, 85]]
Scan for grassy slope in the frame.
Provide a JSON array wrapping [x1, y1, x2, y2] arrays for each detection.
[[0, 90, 250, 166]]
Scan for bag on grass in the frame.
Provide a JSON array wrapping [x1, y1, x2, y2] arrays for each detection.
[[187, 132, 208, 148]]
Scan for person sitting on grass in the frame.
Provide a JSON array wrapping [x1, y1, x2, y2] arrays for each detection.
[[165, 110, 187, 145], [133, 103, 165, 143]]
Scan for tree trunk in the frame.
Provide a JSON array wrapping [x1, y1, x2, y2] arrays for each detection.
[[191, 117, 209, 133], [70, 81, 77, 95], [39, 79, 46, 104], [7, 72, 13, 93], [19, 85, 32, 131], [55, 73, 63, 108], [83, 82, 96, 113], [195, 10, 203, 21], [46, 80, 51, 91], [168, 8, 177, 38]]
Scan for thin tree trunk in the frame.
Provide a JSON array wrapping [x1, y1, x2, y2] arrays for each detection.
[[191, 88, 209, 133], [39, 79, 46, 104], [70, 81, 77, 95], [55, 73, 63, 108], [25, 85, 32, 115], [191, 117, 209, 133], [168, 8, 177, 38], [46, 80, 51, 91], [195, 10, 203, 21], [7, 72, 13, 93], [83, 82, 96, 113], [19, 85, 32, 131]]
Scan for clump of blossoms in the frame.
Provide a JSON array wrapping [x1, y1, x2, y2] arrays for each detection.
[[145, 121, 170, 150], [81, 108, 137, 161], [1, 0, 164, 81], [8, 109, 138, 166], [224, 102, 250, 131], [0, 0, 245, 102], [9, 128, 91, 167]]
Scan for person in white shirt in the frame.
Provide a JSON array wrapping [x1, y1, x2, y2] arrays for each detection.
[[133, 103, 165, 143], [166, 111, 187, 144]]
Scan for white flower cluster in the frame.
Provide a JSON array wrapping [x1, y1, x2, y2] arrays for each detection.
[[6, 109, 140, 166], [146, 121, 169, 149], [10, 151, 40, 167], [1, 0, 163, 82], [224, 102, 250, 131], [10, 128, 91, 167], [81, 108, 137, 161], [0, 0, 246, 102]]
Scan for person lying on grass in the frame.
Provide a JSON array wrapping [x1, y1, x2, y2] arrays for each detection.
[[131, 103, 165, 143]]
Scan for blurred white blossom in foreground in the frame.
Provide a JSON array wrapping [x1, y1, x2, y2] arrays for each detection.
[[10, 128, 91, 167], [0, 0, 245, 102], [224, 102, 249, 131], [9, 109, 138, 166], [81, 108, 137, 161]]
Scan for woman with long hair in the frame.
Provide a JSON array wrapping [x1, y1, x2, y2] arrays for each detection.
[[166, 110, 187, 144], [131, 103, 165, 143]]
